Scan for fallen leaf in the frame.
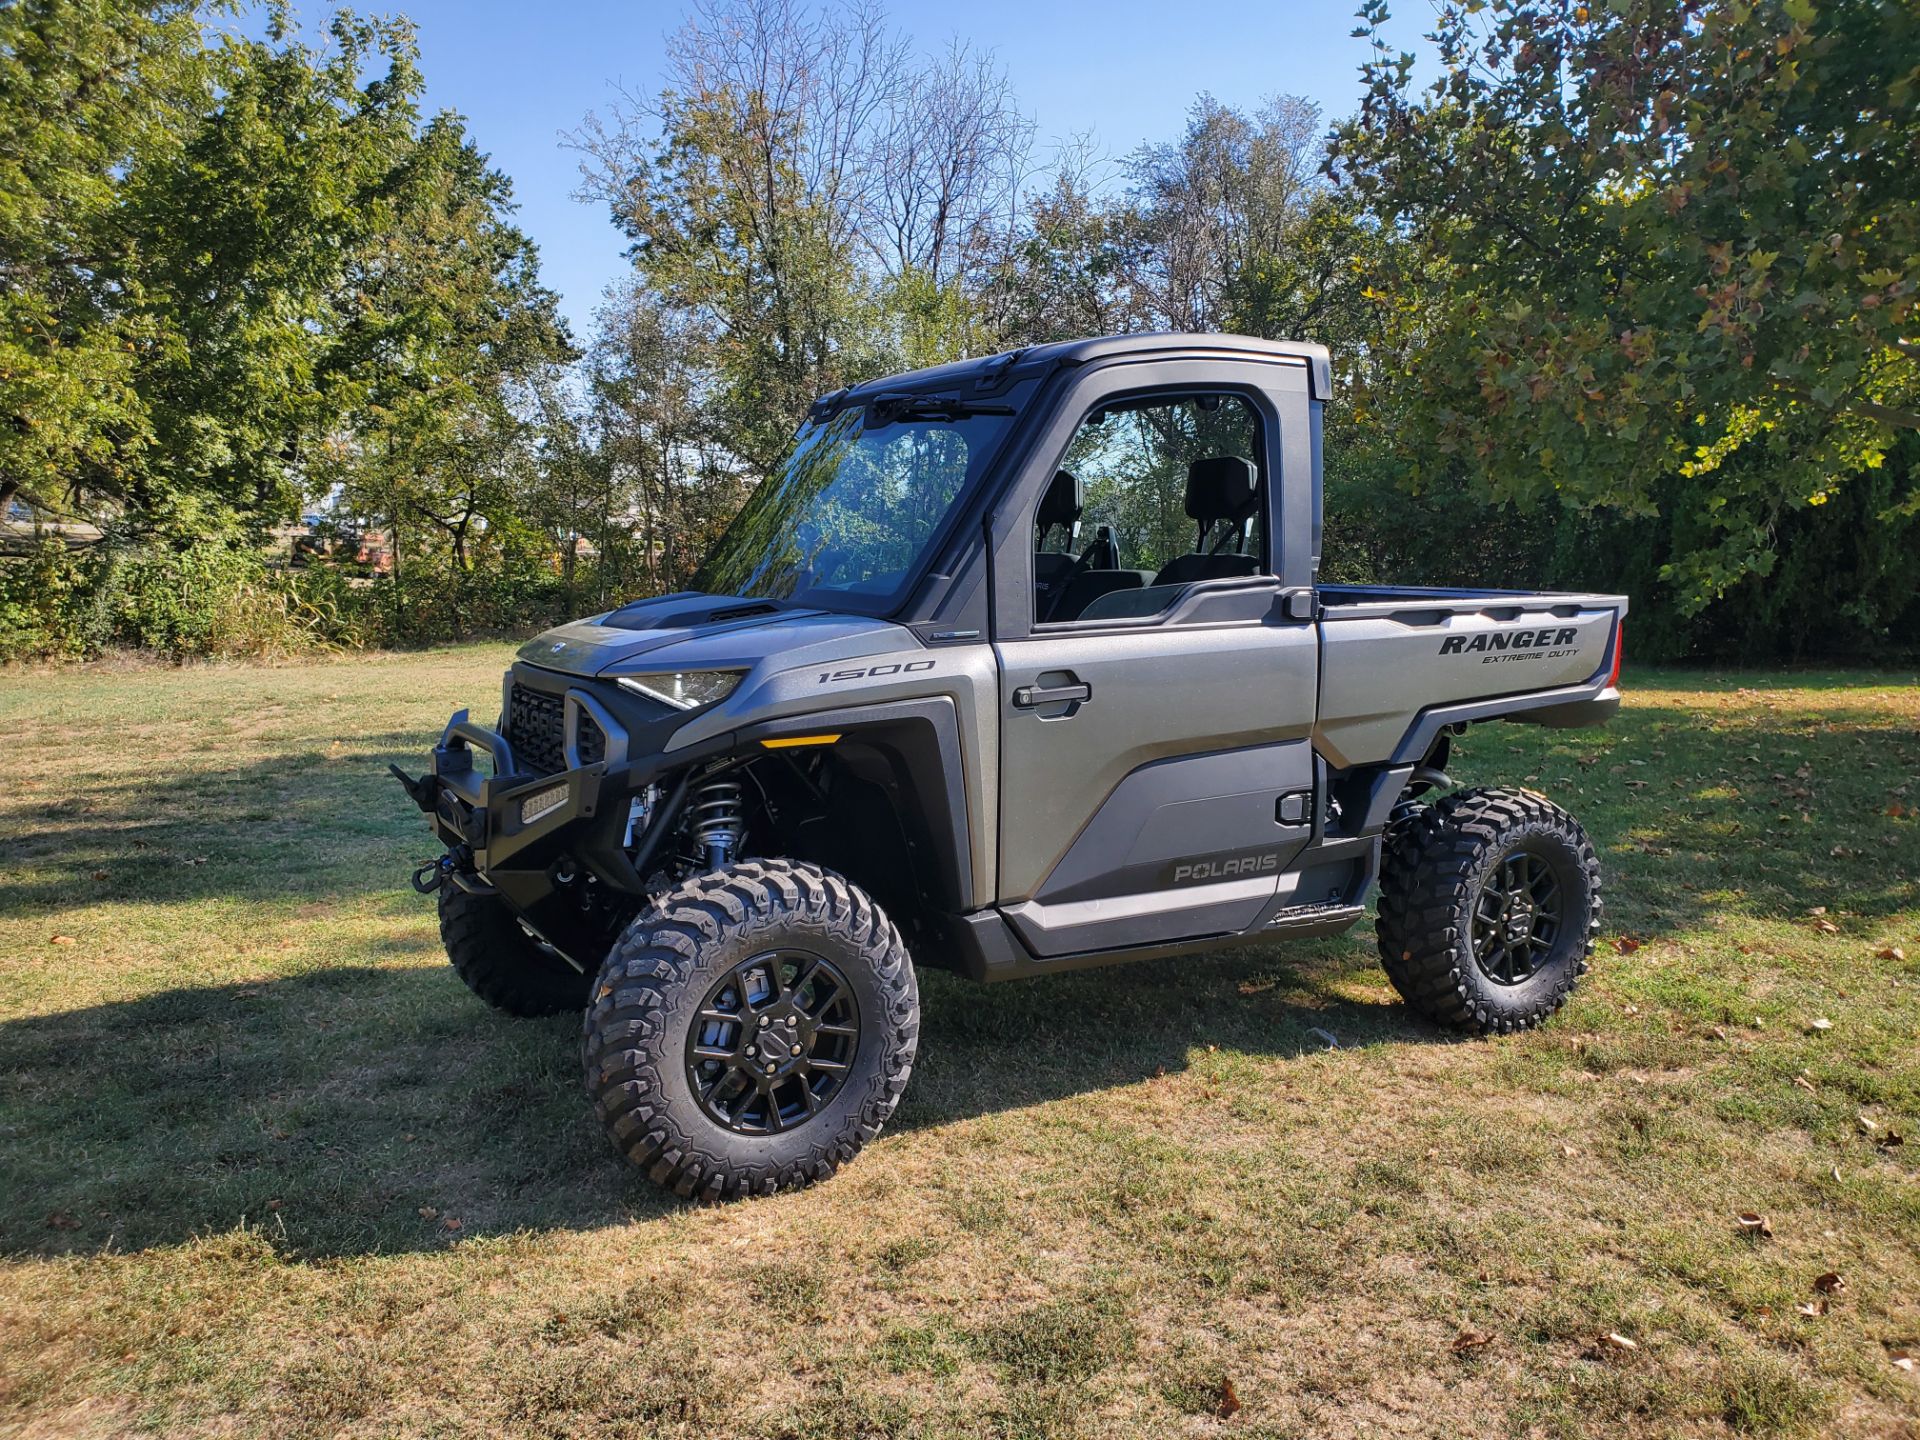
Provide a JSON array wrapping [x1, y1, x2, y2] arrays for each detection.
[[1736, 1212, 1773, 1238], [90, 869, 108, 881], [1596, 1332, 1638, 1355], [1307, 1026, 1341, 1050], [45, 1212, 80, 1231], [232, 989, 261, 1000], [1561, 1143, 1579, 1158], [1878, 1129, 1905, 1149], [1795, 1299, 1828, 1317], [1814, 919, 1840, 935], [266, 1199, 282, 1212], [1615, 936, 1641, 954], [1831, 1166, 1842, 1183], [1217, 1378, 1242, 1418], [417, 1206, 438, 1220], [1809, 1017, 1833, 1032], [1451, 1330, 1495, 1355], [1794, 1074, 1817, 1093], [1892, 1351, 1915, 1374], [1813, 1271, 1845, 1295], [442, 1217, 462, 1232], [50, 935, 75, 946], [1877, 946, 1906, 961]]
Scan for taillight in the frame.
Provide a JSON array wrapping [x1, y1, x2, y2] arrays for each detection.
[[1607, 621, 1625, 687]]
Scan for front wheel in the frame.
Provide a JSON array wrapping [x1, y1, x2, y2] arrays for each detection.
[[1376, 787, 1600, 1034], [439, 884, 593, 1017], [582, 860, 919, 1200]]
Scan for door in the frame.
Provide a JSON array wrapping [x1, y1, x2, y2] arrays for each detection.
[[992, 375, 1320, 957]]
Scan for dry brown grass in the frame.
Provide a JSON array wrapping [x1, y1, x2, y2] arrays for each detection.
[[1, 652, 1916, 1438]]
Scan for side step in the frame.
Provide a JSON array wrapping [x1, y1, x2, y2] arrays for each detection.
[[1262, 901, 1366, 934]]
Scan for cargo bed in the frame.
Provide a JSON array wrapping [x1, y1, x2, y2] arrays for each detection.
[[1312, 585, 1628, 770]]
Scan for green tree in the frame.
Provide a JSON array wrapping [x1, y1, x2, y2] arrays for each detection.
[[116, 11, 430, 539], [324, 105, 576, 633], [0, 0, 204, 520], [1331, 0, 1920, 610]]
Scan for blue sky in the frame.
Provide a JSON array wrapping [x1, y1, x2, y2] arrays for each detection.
[[257, 1, 1426, 337]]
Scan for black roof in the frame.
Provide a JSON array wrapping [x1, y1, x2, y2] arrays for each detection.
[[828, 332, 1332, 408]]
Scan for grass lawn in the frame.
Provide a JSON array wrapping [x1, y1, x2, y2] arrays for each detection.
[[1, 649, 1916, 1438]]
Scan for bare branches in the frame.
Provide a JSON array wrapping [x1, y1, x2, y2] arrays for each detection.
[[1125, 95, 1329, 332], [864, 38, 1033, 285]]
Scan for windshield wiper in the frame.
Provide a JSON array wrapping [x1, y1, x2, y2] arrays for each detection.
[[863, 392, 1014, 428]]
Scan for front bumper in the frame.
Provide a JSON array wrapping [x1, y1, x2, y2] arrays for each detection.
[[398, 663, 700, 910], [417, 707, 625, 885]]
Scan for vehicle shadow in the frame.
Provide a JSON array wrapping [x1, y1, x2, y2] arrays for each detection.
[[0, 730, 443, 917], [0, 937, 1403, 1261]]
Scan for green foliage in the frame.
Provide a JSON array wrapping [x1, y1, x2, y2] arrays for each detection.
[[8, 0, 1915, 665], [0, 542, 98, 661], [1331, 0, 1920, 616], [115, 11, 436, 540], [1, 2, 584, 656], [0, 0, 203, 518]]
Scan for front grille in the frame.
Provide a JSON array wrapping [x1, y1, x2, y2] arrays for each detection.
[[577, 712, 607, 766], [506, 684, 566, 775]]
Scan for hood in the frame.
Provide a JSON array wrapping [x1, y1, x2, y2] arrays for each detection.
[[517, 592, 901, 678]]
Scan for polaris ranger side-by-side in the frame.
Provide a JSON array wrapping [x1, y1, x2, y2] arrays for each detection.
[[394, 333, 1627, 1200]]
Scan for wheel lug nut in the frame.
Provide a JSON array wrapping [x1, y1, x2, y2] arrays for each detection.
[[745, 1045, 756, 1057], [789, 1045, 801, 1056], [759, 1014, 770, 1027], [785, 1016, 796, 1028], [765, 1063, 776, 1075]]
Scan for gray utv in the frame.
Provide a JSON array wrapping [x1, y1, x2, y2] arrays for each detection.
[[394, 333, 1627, 1200]]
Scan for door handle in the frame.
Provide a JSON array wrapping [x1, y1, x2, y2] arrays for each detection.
[[1013, 682, 1092, 709]]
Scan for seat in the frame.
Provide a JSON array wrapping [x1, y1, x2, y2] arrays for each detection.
[[1033, 469, 1082, 601], [1151, 456, 1262, 589], [1035, 467, 1137, 620]]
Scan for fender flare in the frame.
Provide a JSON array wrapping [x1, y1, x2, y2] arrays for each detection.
[[732, 695, 976, 914]]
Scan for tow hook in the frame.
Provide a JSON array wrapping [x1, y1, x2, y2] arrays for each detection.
[[411, 847, 469, 895], [411, 857, 450, 895]]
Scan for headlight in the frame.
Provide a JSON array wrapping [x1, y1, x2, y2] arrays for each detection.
[[614, 669, 747, 710]]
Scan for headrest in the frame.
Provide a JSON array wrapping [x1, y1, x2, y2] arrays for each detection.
[[1037, 469, 1083, 532], [1184, 456, 1258, 524]]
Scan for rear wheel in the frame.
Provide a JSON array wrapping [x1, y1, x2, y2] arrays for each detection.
[[438, 885, 592, 1017], [1376, 787, 1599, 1034], [582, 859, 918, 1200]]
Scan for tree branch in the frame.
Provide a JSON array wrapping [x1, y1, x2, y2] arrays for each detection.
[[1773, 378, 1920, 431]]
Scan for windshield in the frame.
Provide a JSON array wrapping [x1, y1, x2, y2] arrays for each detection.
[[694, 399, 1013, 613]]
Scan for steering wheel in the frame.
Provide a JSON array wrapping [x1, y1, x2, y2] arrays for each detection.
[[1040, 526, 1118, 622]]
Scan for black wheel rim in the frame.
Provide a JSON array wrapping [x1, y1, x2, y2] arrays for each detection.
[[1470, 848, 1564, 986], [685, 949, 860, 1135]]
